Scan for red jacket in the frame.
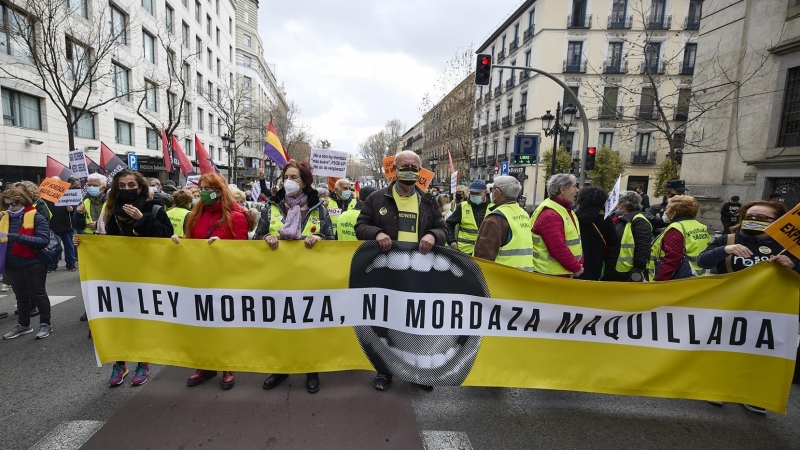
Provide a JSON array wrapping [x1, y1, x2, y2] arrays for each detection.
[[532, 196, 585, 274], [189, 202, 249, 240], [654, 228, 685, 281]]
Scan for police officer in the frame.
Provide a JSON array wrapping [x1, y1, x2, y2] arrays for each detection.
[[645, 179, 688, 235], [328, 179, 356, 236], [336, 186, 375, 241], [445, 180, 493, 255], [473, 176, 533, 271]]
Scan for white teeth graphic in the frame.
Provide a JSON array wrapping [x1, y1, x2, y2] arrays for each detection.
[[382, 338, 459, 371], [366, 250, 464, 277]]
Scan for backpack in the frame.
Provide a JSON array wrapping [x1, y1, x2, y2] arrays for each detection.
[[37, 231, 62, 267]]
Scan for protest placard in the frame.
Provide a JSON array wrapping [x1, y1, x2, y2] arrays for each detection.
[[55, 189, 83, 206], [69, 149, 89, 178], [765, 203, 800, 258], [38, 178, 72, 203], [604, 176, 622, 219], [310, 148, 348, 178]]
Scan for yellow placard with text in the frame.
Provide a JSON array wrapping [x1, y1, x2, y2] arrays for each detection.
[[38, 178, 72, 203], [765, 203, 800, 258]]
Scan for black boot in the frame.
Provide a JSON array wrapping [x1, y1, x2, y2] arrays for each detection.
[[306, 373, 320, 394], [263, 374, 288, 389]]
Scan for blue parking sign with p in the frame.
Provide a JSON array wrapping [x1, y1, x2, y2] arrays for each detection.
[[127, 153, 138, 170], [500, 161, 509, 175], [513, 134, 539, 164]]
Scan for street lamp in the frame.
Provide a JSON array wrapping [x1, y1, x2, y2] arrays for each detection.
[[429, 155, 439, 187], [222, 133, 236, 183], [541, 102, 577, 177]]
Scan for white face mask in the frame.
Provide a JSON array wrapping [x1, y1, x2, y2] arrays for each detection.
[[443, 204, 451, 212], [284, 179, 301, 196], [663, 211, 672, 223]]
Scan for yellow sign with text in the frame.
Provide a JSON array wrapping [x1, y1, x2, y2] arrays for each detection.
[[766, 203, 800, 259], [79, 236, 799, 413]]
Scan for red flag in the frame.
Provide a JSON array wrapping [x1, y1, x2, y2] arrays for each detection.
[[194, 135, 216, 175], [354, 178, 361, 197], [161, 128, 172, 173], [170, 135, 194, 174], [99, 142, 128, 179], [85, 155, 105, 174], [46, 156, 73, 180], [447, 150, 454, 173]]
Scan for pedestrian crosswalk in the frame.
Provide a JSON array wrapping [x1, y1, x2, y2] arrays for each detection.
[[28, 420, 103, 450]]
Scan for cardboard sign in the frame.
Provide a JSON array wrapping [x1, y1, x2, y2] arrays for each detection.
[[69, 149, 89, 178], [38, 178, 72, 203], [450, 171, 459, 194], [764, 203, 800, 258], [382, 156, 395, 179], [416, 168, 435, 191], [604, 176, 622, 219], [310, 148, 348, 178], [55, 189, 83, 206]]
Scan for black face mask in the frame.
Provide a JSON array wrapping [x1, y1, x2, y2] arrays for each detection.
[[741, 229, 763, 237], [118, 189, 140, 203]]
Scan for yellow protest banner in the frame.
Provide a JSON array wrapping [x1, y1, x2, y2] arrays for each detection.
[[38, 178, 72, 203], [765, 203, 800, 259], [79, 237, 799, 413]]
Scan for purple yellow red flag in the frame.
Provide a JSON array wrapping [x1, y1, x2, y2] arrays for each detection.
[[264, 121, 289, 169]]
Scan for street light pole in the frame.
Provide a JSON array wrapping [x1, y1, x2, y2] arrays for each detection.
[[541, 102, 577, 178]]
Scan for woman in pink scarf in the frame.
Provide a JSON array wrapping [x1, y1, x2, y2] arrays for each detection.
[[252, 160, 334, 394]]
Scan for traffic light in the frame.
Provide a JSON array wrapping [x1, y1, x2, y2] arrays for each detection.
[[585, 147, 597, 171], [475, 54, 492, 86]]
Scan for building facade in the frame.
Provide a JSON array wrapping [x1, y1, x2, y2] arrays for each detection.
[[234, 0, 288, 185], [474, 0, 701, 206], [0, 0, 242, 184], [399, 119, 424, 159], [685, 0, 800, 229]]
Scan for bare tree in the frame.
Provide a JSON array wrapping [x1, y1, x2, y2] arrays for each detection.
[[359, 119, 405, 186], [582, 0, 777, 178], [272, 101, 312, 160], [0, 0, 142, 154]]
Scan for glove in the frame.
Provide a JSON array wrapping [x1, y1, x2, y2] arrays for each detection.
[[628, 270, 647, 282]]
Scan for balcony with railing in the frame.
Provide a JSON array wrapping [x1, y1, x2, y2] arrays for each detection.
[[487, 155, 497, 166], [501, 116, 512, 128], [523, 25, 534, 42], [480, 124, 489, 136], [645, 15, 672, 30], [630, 151, 657, 165], [640, 60, 666, 75], [636, 106, 659, 120], [684, 16, 700, 30], [515, 109, 527, 123], [497, 49, 506, 62], [597, 106, 624, 120], [484, 92, 492, 102], [674, 107, 689, 121], [509, 37, 519, 52], [563, 59, 587, 73], [520, 70, 531, 82], [476, 97, 482, 107], [603, 59, 628, 74], [490, 120, 499, 132], [505, 77, 516, 90], [679, 61, 695, 75], [567, 14, 592, 28], [472, 128, 480, 138], [494, 85, 502, 96], [607, 15, 632, 29]]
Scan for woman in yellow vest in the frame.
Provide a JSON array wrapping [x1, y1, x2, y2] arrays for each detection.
[[609, 191, 652, 282], [649, 195, 710, 280], [336, 186, 376, 241], [253, 160, 334, 394], [73, 173, 107, 235], [166, 190, 193, 238], [531, 174, 584, 277]]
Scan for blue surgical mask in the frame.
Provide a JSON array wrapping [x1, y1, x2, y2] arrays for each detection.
[[8, 208, 25, 218], [191, 198, 199, 206], [340, 190, 351, 200], [150, 186, 158, 193], [614, 209, 623, 216], [469, 195, 483, 204], [87, 186, 101, 197]]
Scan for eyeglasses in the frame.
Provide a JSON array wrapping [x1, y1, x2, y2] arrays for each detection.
[[744, 214, 777, 222], [4, 201, 19, 208]]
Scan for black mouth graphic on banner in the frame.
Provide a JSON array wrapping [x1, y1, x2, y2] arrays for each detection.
[[349, 241, 490, 386]]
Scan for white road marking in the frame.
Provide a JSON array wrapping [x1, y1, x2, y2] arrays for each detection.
[[421, 430, 474, 450], [49, 296, 75, 307], [28, 420, 103, 450]]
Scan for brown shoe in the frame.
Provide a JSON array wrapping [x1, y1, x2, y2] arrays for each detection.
[[221, 371, 235, 389], [187, 369, 217, 386]]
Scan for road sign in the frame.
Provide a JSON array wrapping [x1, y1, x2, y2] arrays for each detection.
[[127, 153, 138, 170], [500, 161, 509, 175], [513, 134, 539, 165], [493, 163, 500, 175]]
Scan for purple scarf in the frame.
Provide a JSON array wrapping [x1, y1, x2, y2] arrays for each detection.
[[279, 192, 308, 240]]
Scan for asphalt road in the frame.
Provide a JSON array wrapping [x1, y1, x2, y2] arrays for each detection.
[[1, 269, 799, 450]]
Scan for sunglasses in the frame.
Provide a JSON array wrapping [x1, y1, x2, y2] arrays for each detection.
[[4, 201, 19, 208]]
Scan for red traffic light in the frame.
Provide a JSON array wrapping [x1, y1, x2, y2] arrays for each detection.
[[481, 56, 491, 66], [587, 147, 597, 155]]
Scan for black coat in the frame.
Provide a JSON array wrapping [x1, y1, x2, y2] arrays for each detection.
[[47, 201, 74, 234], [105, 197, 173, 238], [355, 182, 447, 245], [575, 206, 618, 281]]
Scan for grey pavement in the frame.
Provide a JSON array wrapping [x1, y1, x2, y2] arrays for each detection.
[[0, 268, 798, 450]]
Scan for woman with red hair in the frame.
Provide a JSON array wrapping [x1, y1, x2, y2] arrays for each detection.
[[254, 160, 334, 394], [172, 173, 255, 389]]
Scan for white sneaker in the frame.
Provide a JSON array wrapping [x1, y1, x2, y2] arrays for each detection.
[[0, 284, 9, 292], [743, 404, 767, 415]]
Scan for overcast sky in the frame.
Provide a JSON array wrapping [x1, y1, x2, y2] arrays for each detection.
[[258, 0, 523, 155]]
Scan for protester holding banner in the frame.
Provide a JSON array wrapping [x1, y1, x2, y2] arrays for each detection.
[[46, 194, 77, 273], [355, 150, 447, 391], [445, 180, 492, 255], [0, 185, 53, 340], [607, 191, 652, 282], [166, 190, 193, 238], [531, 174, 584, 278], [255, 161, 332, 394], [328, 179, 356, 236], [649, 195, 710, 281], [171, 174, 252, 390], [74, 168, 173, 387], [337, 186, 375, 241], [73, 173, 108, 235], [573, 186, 617, 281], [473, 176, 533, 271]]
